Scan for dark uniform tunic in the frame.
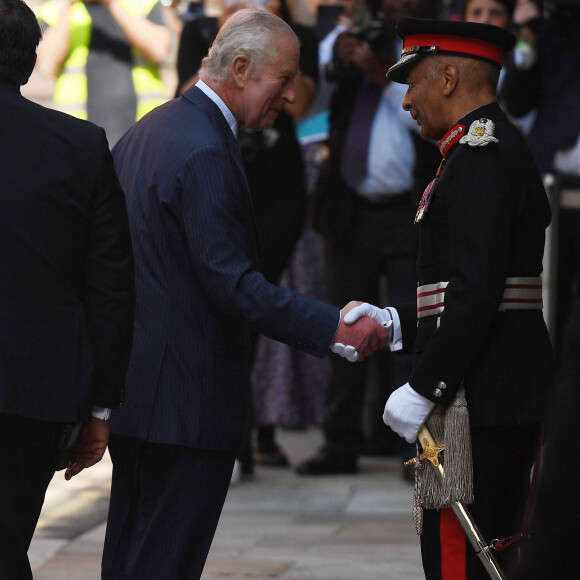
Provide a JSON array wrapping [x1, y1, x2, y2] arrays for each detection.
[[396, 102, 555, 579]]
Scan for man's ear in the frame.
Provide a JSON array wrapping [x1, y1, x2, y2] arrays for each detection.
[[231, 55, 250, 88], [442, 64, 458, 96]]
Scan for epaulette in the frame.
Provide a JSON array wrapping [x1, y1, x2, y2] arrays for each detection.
[[459, 118, 499, 148]]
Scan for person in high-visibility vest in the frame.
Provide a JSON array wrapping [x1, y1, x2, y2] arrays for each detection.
[[35, 0, 171, 146]]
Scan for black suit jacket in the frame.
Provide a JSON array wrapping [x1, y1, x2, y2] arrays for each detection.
[[0, 78, 135, 423], [110, 87, 339, 452]]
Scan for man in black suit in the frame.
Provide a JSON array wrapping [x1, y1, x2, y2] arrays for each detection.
[[0, 1, 135, 578], [101, 8, 387, 580]]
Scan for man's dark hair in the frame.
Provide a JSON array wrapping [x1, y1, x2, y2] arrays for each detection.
[[0, 0, 42, 85]]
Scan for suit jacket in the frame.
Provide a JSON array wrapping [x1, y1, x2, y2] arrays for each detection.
[[0, 78, 135, 423], [397, 103, 554, 427], [110, 86, 339, 451]]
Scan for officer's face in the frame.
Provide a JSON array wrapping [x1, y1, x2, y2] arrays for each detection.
[[402, 59, 448, 141]]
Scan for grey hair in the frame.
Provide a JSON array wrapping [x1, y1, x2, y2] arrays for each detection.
[[199, 8, 297, 85], [427, 55, 500, 93]]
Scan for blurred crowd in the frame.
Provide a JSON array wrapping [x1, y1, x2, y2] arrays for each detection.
[[22, 0, 580, 572]]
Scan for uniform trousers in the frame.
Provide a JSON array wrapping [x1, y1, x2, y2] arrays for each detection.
[[420, 424, 539, 579], [102, 434, 235, 580], [0, 412, 62, 580], [323, 197, 417, 458]]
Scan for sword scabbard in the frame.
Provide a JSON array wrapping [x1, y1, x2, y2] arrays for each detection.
[[415, 424, 507, 580]]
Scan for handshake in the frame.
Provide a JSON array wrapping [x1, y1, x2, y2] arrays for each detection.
[[331, 301, 435, 444], [331, 301, 393, 362]]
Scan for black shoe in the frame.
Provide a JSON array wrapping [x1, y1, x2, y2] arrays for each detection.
[[254, 442, 289, 468], [295, 450, 358, 476]]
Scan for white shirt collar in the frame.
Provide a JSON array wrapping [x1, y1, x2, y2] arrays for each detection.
[[195, 79, 238, 136]]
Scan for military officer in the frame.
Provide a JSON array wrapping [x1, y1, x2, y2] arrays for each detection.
[[341, 17, 555, 579]]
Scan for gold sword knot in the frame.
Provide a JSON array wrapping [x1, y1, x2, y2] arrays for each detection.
[[404, 438, 445, 468]]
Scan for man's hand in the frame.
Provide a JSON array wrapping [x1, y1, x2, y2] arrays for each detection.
[[335, 30, 360, 67], [383, 383, 435, 444], [332, 302, 393, 360], [331, 304, 388, 362], [64, 418, 110, 480], [513, 0, 541, 44]]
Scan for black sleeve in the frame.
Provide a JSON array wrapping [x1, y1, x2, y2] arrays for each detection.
[[293, 24, 319, 85], [84, 129, 136, 408], [500, 53, 543, 118]]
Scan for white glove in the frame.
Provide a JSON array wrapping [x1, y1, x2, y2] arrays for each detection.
[[331, 303, 393, 362], [330, 342, 359, 362], [344, 303, 393, 330], [383, 382, 435, 444]]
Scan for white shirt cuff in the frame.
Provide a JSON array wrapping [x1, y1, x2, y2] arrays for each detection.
[[92, 406, 111, 420], [386, 307, 403, 352]]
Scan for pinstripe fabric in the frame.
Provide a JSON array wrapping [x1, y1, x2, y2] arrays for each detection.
[[102, 434, 235, 579], [110, 86, 339, 451]]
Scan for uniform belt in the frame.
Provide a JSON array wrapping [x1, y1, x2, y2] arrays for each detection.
[[417, 277, 543, 319]]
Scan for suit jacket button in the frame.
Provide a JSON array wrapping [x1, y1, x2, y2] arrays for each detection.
[[437, 381, 447, 390], [434, 388, 443, 398]]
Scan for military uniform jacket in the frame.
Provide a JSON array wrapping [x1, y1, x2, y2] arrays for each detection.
[[397, 102, 554, 427]]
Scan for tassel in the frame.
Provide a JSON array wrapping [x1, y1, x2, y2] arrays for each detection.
[[444, 387, 473, 504], [419, 388, 474, 510], [413, 458, 424, 536]]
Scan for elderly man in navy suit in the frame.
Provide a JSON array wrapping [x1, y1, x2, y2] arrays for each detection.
[[101, 8, 387, 579]]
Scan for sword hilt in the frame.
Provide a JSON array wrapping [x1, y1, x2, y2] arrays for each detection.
[[404, 425, 445, 470]]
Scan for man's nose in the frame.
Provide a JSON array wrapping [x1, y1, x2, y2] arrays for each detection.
[[402, 93, 411, 111], [283, 79, 297, 104]]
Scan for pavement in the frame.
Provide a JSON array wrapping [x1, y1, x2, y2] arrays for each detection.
[[29, 427, 424, 580]]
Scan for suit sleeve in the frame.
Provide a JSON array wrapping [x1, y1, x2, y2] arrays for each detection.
[[179, 145, 339, 357], [83, 129, 136, 408]]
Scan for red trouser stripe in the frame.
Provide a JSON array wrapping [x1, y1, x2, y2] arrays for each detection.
[[440, 507, 467, 580]]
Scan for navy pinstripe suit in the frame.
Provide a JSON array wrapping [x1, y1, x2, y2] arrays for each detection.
[[102, 86, 340, 579]]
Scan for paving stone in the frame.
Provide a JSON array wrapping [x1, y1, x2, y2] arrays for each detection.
[[30, 428, 426, 579], [204, 557, 293, 576]]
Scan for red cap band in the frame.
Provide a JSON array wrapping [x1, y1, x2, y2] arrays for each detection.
[[403, 33, 504, 66]]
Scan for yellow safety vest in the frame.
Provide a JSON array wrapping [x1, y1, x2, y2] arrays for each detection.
[[37, 0, 166, 121]]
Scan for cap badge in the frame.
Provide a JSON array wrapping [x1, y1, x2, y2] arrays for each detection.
[[459, 118, 499, 147]]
